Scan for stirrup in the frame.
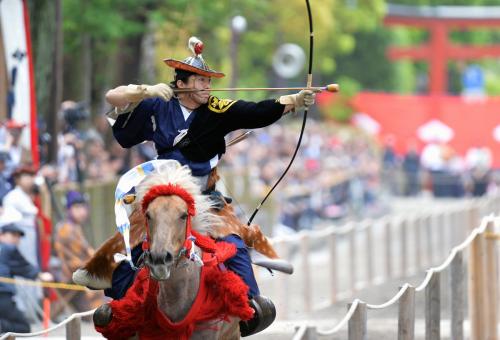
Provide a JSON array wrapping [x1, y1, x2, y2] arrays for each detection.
[[93, 304, 113, 327], [240, 295, 276, 337]]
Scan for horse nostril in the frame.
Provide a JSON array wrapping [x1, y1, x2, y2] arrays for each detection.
[[147, 251, 173, 265]]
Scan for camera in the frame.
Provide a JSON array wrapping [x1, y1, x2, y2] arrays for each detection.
[[63, 102, 89, 132]]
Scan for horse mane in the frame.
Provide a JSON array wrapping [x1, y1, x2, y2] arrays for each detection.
[[133, 160, 219, 235]]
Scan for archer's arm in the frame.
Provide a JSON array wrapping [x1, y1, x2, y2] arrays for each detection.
[[111, 99, 158, 148], [105, 82, 174, 148], [220, 89, 315, 131], [105, 83, 174, 111]]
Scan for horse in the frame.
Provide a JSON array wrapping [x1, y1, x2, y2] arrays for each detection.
[[74, 167, 291, 291], [93, 161, 253, 340]]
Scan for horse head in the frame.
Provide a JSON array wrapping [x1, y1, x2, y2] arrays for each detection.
[[135, 161, 217, 281], [142, 187, 192, 280]]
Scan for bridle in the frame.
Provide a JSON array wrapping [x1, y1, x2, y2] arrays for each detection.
[[140, 183, 228, 276], [141, 184, 201, 270]]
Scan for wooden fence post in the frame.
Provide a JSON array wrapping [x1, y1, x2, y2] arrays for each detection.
[[398, 286, 415, 340], [460, 208, 468, 242], [425, 272, 440, 340], [424, 215, 433, 267], [385, 219, 393, 280], [300, 233, 312, 314], [436, 212, 445, 261], [276, 240, 289, 320], [365, 221, 374, 285], [303, 326, 317, 340], [485, 221, 498, 340], [328, 230, 338, 304], [349, 226, 357, 293], [450, 251, 464, 340], [348, 302, 367, 340], [468, 204, 480, 232], [468, 230, 487, 340], [414, 217, 422, 271], [66, 317, 81, 340], [400, 219, 408, 277]]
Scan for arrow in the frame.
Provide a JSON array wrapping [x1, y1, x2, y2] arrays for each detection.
[[103, 84, 338, 118], [174, 83, 339, 93]]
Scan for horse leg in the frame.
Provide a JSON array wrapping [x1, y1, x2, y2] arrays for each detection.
[[73, 209, 146, 289], [218, 318, 241, 340], [191, 318, 240, 340]]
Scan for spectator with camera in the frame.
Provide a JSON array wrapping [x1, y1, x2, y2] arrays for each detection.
[[57, 101, 89, 184], [0, 152, 12, 204], [0, 119, 32, 178]]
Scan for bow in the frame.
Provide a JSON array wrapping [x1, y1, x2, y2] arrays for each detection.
[[247, 0, 314, 225]]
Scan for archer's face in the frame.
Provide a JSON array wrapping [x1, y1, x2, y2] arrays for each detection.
[[180, 75, 211, 105]]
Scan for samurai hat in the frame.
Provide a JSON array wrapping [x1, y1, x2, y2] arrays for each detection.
[[164, 37, 225, 78]]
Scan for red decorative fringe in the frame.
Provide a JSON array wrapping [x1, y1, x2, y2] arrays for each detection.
[[96, 241, 253, 340], [141, 184, 196, 216]]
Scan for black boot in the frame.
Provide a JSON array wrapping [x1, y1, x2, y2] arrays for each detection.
[[240, 295, 276, 337], [93, 303, 113, 327]]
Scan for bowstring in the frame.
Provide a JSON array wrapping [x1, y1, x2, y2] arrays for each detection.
[[246, 0, 314, 226]]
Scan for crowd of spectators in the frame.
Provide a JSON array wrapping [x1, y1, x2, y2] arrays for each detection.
[[220, 119, 382, 232], [382, 138, 496, 199]]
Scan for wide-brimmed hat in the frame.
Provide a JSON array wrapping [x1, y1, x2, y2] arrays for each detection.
[[163, 37, 225, 78], [4, 119, 27, 130], [12, 165, 37, 178], [0, 223, 25, 236]]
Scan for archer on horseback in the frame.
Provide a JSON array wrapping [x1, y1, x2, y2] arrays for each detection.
[[79, 37, 316, 337]]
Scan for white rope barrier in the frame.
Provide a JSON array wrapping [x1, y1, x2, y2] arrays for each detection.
[[4, 199, 498, 340], [366, 283, 412, 309], [297, 211, 498, 338], [316, 299, 363, 336], [0, 309, 95, 339]]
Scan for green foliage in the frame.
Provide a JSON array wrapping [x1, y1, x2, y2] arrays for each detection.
[[62, 0, 151, 52], [391, 0, 500, 5], [154, 0, 386, 95], [38, 0, 500, 111], [334, 29, 395, 92], [321, 76, 360, 123]]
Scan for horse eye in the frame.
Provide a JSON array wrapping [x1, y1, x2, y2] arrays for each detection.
[[180, 212, 188, 221]]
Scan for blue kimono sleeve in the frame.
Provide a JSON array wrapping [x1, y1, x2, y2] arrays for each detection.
[[112, 98, 159, 148]]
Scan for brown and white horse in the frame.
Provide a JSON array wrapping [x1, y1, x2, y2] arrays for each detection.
[[94, 162, 251, 340]]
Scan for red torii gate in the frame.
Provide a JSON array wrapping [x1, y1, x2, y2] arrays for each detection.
[[384, 4, 500, 95]]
